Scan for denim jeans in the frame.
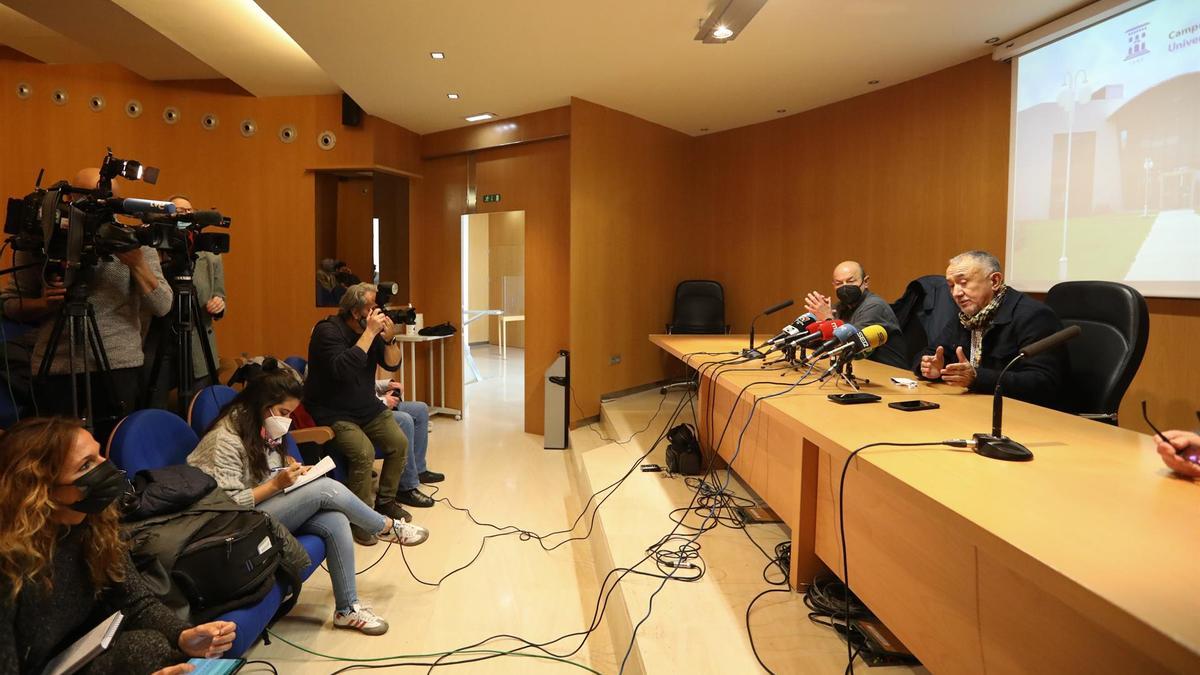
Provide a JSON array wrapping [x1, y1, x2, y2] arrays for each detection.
[[393, 401, 430, 491], [258, 477, 388, 612]]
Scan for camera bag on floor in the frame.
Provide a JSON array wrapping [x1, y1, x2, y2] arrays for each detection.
[[666, 423, 704, 475]]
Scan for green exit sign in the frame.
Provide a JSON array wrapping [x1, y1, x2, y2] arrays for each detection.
[[481, 193, 501, 203]]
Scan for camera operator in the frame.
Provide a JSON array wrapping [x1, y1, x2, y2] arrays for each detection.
[[0, 168, 171, 439], [303, 283, 426, 545], [142, 194, 226, 408]]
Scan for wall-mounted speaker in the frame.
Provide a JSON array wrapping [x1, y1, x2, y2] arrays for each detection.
[[89, 95, 105, 112], [125, 99, 143, 118], [163, 106, 180, 124], [240, 119, 257, 137], [201, 114, 219, 130], [317, 130, 337, 150], [15, 83, 31, 100], [51, 89, 68, 106], [341, 93, 363, 127], [279, 125, 297, 143]]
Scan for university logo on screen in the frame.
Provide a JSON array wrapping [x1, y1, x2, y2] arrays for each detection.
[[1125, 22, 1150, 60]]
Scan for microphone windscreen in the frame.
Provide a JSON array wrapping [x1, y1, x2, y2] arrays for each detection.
[[861, 324, 888, 349], [819, 322, 839, 340], [831, 323, 858, 343], [1020, 324, 1081, 358]]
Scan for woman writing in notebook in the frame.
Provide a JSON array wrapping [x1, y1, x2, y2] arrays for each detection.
[[0, 417, 235, 675], [187, 361, 428, 636]]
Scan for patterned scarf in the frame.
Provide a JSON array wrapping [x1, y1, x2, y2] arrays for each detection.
[[958, 286, 1007, 369]]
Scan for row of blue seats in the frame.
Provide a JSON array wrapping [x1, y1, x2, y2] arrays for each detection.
[[107, 385, 324, 657]]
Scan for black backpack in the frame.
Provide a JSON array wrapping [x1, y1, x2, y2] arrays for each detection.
[[171, 510, 302, 623], [666, 423, 704, 475]]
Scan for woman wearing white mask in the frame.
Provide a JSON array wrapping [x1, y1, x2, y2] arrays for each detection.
[[187, 361, 427, 636]]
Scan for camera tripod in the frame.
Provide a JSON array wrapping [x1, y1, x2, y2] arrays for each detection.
[[142, 265, 219, 415], [36, 277, 123, 434]]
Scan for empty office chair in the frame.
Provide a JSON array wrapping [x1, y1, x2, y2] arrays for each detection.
[[284, 355, 307, 377], [666, 280, 729, 334], [1044, 281, 1149, 424], [891, 274, 959, 367]]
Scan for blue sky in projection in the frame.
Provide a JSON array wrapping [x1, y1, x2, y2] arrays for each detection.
[[1017, 0, 1200, 111]]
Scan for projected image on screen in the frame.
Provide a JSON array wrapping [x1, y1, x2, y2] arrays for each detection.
[[1008, 0, 1200, 297]]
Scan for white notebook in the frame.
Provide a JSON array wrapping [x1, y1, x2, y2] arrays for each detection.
[[284, 455, 337, 493], [42, 611, 123, 675]]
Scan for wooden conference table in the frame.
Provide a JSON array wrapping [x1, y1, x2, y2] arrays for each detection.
[[651, 334, 1199, 674]]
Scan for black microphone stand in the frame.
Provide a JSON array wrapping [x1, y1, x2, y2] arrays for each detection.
[[972, 354, 1034, 461]]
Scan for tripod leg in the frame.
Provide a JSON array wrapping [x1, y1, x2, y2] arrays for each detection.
[[67, 317, 83, 424], [36, 307, 69, 380], [85, 307, 126, 418], [141, 317, 170, 409]]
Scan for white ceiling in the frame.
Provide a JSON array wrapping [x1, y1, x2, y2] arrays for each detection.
[[1, 0, 1092, 135]]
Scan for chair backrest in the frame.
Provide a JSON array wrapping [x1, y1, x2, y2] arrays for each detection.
[[189, 385, 238, 438], [668, 280, 727, 334], [108, 409, 199, 475], [284, 356, 307, 379], [1044, 281, 1149, 419]]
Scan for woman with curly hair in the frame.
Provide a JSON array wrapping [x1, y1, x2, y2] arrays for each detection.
[[0, 417, 236, 675]]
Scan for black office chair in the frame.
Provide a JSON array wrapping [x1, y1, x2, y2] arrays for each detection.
[[666, 280, 729, 334], [1044, 281, 1149, 424]]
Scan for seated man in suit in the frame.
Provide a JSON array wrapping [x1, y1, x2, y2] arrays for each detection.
[[804, 260, 908, 368], [917, 250, 1068, 410]]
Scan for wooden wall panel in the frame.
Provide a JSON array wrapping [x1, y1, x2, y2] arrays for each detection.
[[568, 98, 700, 424], [0, 58, 419, 365], [421, 106, 571, 159], [488, 211, 525, 348], [691, 55, 1200, 431], [335, 177, 373, 281]]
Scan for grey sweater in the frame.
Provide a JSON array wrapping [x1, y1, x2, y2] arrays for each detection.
[[188, 414, 284, 508], [2, 248, 172, 374]]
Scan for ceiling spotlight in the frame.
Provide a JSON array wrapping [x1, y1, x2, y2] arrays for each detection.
[[431, 52, 445, 60], [985, 36, 1000, 44], [447, 93, 460, 100], [700, 127, 709, 132], [776, 108, 786, 113], [868, 80, 880, 85], [695, 0, 767, 44], [465, 112, 496, 122]]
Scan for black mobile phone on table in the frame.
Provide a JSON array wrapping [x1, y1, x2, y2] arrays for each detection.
[[888, 400, 940, 412], [827, 393, 881, 405]]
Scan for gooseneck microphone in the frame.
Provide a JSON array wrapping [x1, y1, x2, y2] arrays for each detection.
[[972, 325, 1081, 462], [744, 299, 794, 359]]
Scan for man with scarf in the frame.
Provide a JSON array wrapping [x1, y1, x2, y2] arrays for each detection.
[[803, 260, 908, 368], [917, 250, 1068, 410]]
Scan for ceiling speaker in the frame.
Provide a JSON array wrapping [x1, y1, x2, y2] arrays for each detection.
[[163, 106, 180, 124], [341, 93, 363, 127], [51, 89, 68, 106], [240, 119, 257, 137], [89, 95, 105, 112], [201, 114, 219, 130], [279, 125, 297, 143], [15, 83, 31, 100], [125, 99, 143, 118], [317, 130, 337, 150]]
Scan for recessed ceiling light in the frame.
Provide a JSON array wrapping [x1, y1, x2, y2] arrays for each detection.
[[776, 108, 786, 113], [868, 80, 880, 85], [712, 25, 734, 40], [430, 52, 445, 60], [985, 36, 1000, 44], [447, 93, 459, 100], [465, 112, 496, 122], [700, 127, 709, 131]]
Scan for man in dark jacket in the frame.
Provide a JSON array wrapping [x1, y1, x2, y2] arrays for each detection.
[[304, 282, 413, 545], [916, 250, 1069, 410], [804, 260, 909, 368]]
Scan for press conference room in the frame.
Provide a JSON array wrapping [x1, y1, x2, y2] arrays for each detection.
[[0, 0, 1197, 674]]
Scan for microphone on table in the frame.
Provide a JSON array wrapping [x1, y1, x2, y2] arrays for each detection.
[[825, 324, 888, 361], [811, 323, 861, 359], [744, 299, 794, 359], [765, 312, 818, 347], [971, 324, 1081, 462], [781, 319, 843, 349]]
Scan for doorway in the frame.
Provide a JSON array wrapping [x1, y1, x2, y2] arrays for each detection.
[[460, 211, 526, 418]]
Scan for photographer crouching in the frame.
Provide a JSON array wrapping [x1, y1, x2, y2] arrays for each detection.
[[1, 168, 171, 441], [304, 282, 428, 546]]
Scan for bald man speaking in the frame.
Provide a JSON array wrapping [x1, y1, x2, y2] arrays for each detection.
[[803, 260, 908, 368]]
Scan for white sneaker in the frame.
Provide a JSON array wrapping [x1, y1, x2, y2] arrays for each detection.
[[381, 519, 429, 546], [333, 602, 389, 636]]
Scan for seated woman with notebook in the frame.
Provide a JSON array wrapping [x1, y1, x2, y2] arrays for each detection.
[[187, 361, 429, 637], [0, 417, 236, 675]]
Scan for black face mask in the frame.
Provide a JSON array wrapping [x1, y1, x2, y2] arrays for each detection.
[[67, 461, 130, 514], [836, 284, 864, 307]]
